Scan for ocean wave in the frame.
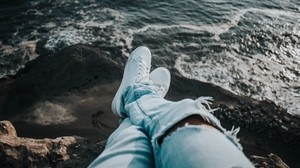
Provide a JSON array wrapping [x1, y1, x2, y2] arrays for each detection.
[[1, 0, 299, 114], [172, 7, 300, 114]]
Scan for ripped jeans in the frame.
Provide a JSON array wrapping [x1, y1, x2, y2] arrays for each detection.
[[89, 83, 254, 168]]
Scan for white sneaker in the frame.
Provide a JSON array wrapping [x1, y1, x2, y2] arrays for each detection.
[[116, 67, 171, 123], [150, 67, 171, 98], [111, 46, 152, 117]]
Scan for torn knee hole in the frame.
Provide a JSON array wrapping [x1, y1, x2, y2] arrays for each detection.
[[158, 114, 215, 145]]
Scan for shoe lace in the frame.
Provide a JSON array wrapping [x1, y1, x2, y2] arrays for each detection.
[[136, 59, 150, 82]]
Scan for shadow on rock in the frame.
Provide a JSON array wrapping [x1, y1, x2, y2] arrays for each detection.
[[0, 44, 121, 117]]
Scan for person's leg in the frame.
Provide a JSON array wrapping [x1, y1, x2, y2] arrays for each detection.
[[89, 66, 171, 168], [160, 122, 253, 168], [123, 83, 254, 167], [88, 118, 154, 168], [113, 46, 254, 167]]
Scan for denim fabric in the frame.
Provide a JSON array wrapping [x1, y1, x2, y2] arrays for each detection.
[[89, 82, 254, 168], [123, 82, 253, 167], [88, 118, 154, 168], [160, 125, 253, 168]]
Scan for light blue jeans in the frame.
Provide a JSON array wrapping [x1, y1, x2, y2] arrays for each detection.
[[89, 82, 254, 168]]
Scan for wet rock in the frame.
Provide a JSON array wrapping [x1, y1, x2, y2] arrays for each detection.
[[261, 106, 268, 113], [250, 153, 289, 168], [228, 105, 234, 110], [249, 103, 256, 109], [283, 116, 291, 122], [281, 125, 289, 132], [239, 99, 246, 105]]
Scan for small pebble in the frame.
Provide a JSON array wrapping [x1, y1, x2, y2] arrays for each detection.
[[228, 105, 234, 110], [239, 99, 246, 105], [281, 125, 289, 131], [249, 103, 256, 109], [283, 116, 291, 122]]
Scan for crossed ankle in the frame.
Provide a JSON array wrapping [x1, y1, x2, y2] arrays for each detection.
[[158, 114, 216, 145]]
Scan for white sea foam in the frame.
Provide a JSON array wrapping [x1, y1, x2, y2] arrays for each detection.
[[3, 0, 300, 115], [45, 27, 90, 51], [44, 7, 129, 53], [174, 42, 300, 115], [130, 23, 233, 38], [42, 6, 300, 115], [172, 8, 300, 115], [130, 8, 300, 38], [175, 54, 300, 114]]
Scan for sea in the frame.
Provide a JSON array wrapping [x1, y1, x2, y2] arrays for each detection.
[[0, 0, 299, 115]]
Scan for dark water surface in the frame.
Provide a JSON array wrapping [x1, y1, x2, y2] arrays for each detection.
[[0, 0, 299, 114]]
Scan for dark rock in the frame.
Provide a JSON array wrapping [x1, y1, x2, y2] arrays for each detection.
[[0, 44, 299, 167], [250, 153, 289, 168], [249, 103, 256, 109], [261, 107, 267, 113], [283, 116, 291, 122], [0, 120, 105, 167], [0, 44, 122, 116], [228, 105, 234, 110], [0, 120, 76, 167], [239, 99, 246, 105], [281, 126, 288, 132]]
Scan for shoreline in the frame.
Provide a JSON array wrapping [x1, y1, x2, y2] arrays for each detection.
[[0, 44, 299, 167]]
